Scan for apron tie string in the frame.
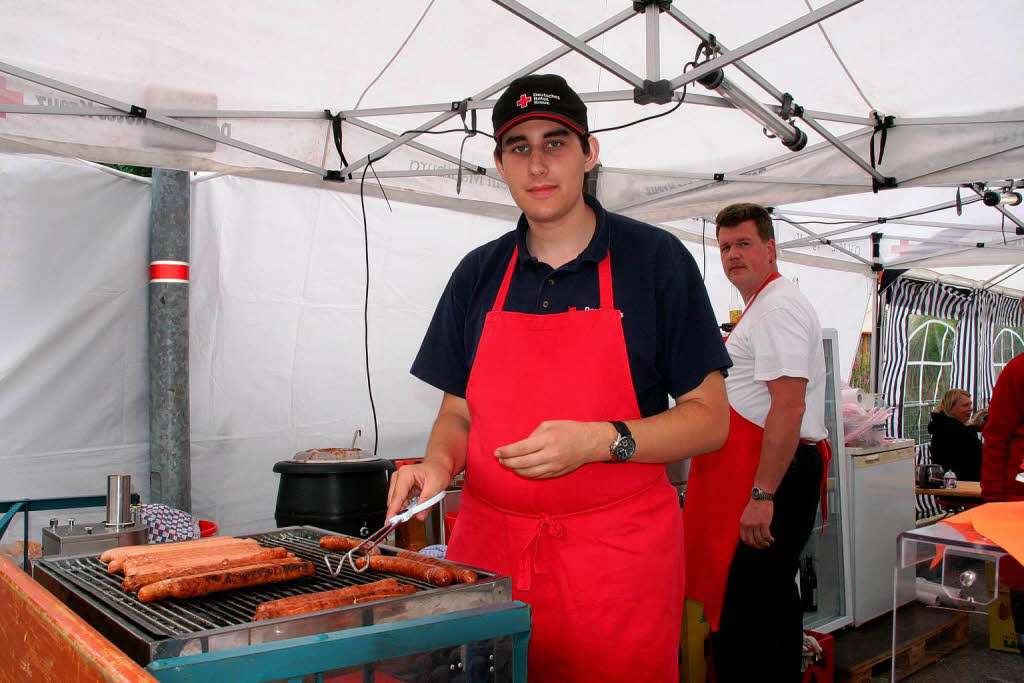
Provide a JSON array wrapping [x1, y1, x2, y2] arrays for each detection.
[[801, 437, 833, 522], [516, 513, 564, 591]]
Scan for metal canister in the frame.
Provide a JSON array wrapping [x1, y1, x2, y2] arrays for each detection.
[[105, 474, 133, 526]]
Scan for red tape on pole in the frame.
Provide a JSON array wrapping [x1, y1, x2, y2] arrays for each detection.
[[150, 260, 189, 283]]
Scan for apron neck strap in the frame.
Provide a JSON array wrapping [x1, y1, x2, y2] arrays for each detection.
[[724, 271, 782, 340], [493, 245, 520, 312], [492, 246, 615, 312], [597, 251, 613, 310]]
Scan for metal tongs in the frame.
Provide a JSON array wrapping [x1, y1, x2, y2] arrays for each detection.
[[323, 490, 446, 577]]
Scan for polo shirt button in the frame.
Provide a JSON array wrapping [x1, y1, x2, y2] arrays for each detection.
[[547, 279, 555, 286], [541, 300, 550, 309]]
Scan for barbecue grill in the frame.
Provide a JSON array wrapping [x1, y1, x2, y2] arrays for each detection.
[[32, 526, 529, 681]]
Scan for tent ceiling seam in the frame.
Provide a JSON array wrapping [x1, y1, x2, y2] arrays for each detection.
[[353, 0, 437, 111], [803, 0, 873, 111], [335, 7, 635, 176]]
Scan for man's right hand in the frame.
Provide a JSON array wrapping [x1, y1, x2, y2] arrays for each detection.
[[385, 460, 453, 521]]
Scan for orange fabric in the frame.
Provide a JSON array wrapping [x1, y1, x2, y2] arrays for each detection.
[[929, 502, 1024, 588]]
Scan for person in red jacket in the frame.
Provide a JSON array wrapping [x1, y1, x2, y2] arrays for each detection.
[[982, 351, 1024, 502], [981, 350, 1024, 657]]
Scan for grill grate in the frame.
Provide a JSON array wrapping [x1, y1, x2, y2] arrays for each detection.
[[45, 528, 437, 637]]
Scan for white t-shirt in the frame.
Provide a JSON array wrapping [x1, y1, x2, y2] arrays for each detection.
[[724, 276, 828, 441]]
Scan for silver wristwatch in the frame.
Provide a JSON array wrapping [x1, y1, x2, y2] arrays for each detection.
[[751, 486, 775, 501]]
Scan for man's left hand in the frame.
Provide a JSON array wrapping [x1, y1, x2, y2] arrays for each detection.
[[739, 499, 775, 549], [495, 420, 612, 479]]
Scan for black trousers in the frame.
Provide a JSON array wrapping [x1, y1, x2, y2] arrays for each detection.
[[712, 443, 823, 683]]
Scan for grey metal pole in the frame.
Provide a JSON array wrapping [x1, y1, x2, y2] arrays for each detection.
[[148, 169, 191, 512]]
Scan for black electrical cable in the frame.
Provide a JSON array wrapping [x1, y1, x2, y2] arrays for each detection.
[[399, 127, 494, 139], [358, 156, 391, 456], [590, 42, 707, 136]]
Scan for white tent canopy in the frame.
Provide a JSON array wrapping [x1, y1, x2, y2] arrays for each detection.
[[2, 1, 1022, 534], [2, 0, 1023, 271]]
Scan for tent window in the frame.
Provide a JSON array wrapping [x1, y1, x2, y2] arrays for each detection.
[[902, 316, 957, 445], [992, 326, 1024, 381]]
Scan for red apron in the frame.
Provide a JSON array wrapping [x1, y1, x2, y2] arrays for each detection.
[[446, 247, 684, 682], [683, 272, 832, 631]]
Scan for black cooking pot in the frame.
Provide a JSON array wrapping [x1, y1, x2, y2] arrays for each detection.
[[273, 459, 395, 537]]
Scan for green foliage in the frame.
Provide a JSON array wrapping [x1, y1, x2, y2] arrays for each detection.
[[100, 163, 152, 177]]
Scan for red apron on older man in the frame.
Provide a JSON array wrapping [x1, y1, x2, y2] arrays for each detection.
[[446, 247, 684, 682]]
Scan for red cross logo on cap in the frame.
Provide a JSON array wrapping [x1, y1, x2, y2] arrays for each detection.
[[0, 76, 23, 120], [516, 94, 531, 108]]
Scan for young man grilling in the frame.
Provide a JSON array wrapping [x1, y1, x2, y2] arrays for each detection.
[[387, 74, 730, 681]]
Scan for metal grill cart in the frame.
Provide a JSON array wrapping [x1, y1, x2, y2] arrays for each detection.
[[28, 526, 530, 682], [891, 521, 1010, 680]]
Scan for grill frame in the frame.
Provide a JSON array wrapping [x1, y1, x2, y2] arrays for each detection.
[[32, 526, 509, 666]]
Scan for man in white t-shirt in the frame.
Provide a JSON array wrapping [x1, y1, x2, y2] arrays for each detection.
[[684, 202, 829, 681]]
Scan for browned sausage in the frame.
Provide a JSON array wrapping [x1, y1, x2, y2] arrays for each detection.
[[351, 585, 417, 604], [137, 560, 315, 603], [106, 538, 260, 574], [121, 543, 281, 576], [396, 550, 478, 584], [318, 535, 381, 555], [354, 555, 453, 586], [252, 579, 402, 620], [101, 536, 247, 564], [123, 549, 293, 592]]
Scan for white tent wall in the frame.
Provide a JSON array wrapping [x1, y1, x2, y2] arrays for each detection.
[[2, 153, 872, 538], [0, 155, 151, 542], [187, 175, 514, 532]]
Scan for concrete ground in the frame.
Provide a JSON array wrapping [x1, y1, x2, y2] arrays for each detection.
[[902, 612, 1022, 682]]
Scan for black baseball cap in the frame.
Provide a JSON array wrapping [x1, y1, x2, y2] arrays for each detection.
[[492, 74, 588, 141]]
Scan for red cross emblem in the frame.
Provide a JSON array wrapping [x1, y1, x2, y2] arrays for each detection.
[[516, 94, 531, 108], [0, 76, 23, 120]]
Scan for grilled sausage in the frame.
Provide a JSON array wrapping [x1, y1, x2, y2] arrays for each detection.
[[396, 551, 478, 584], [354, 555, 453, 586], [121, 543, 278, 576], [252, 579, 402, 620], [106, 538, 260, 573], [351, 585, 417, 604], [137, 560, 315, 603], [123, 549, 293, 592], [318, 535, 381, 555], [101, 536, 245, 564]]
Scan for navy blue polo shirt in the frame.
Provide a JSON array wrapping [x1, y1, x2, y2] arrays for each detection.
[[411, 194, 731, 417]]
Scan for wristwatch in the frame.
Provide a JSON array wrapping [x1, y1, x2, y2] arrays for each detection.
[[751, 486, 775, 501], [609, 421, 637, 462]]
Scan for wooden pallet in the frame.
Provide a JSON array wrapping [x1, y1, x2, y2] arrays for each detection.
[[835, 603, 970, 682]]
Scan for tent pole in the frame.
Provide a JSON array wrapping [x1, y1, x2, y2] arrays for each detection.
[[609, 126, 873, 213], [337, 7, 635, 177], [665, 0, 864, 92], [644, 4, 661, 82], [490, 0, 644, 88], [148, 169, 192, 513], [344, 117, 504, 181], [775, 216, 873, 266], [871, 279, 882, 394]]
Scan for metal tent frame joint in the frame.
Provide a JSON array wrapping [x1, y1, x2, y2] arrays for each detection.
[[633, 79, 674, 105], [633, 0, 672, 12]]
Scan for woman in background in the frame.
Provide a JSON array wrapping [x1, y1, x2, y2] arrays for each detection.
[[927, 388, 986, 481]]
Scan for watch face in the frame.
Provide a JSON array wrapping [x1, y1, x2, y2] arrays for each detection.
[[614, 436, 636, 461]]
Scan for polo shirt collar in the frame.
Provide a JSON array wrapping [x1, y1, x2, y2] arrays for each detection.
[[515, 193, 610, 269]]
